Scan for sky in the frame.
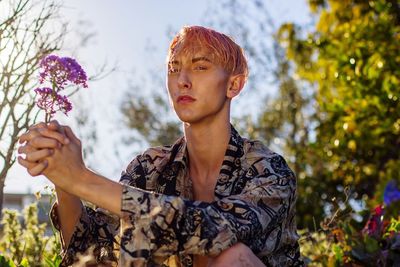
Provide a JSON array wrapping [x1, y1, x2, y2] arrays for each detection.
[[4, 0, 311, 194]]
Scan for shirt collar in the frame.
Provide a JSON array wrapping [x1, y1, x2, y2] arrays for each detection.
[[171, 124, 244, 170]]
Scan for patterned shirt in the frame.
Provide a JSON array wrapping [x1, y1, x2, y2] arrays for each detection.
[[51, 126, 303, 266]]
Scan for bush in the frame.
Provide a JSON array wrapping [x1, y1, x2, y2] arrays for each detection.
[[301, 181, 400, 266], [0, 202, 62, 267]]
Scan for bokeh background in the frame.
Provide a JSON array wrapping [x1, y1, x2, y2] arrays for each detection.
[[1, 0, 399, 265]]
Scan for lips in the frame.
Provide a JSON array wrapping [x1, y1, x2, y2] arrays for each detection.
[[177, 95, 196, 103]]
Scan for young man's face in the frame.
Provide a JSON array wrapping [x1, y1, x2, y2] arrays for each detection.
[[166, 50, 232, 125]]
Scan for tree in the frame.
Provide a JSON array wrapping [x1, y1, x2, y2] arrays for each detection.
[[278, 0, 400, 222], [0, 0, 65, 212]]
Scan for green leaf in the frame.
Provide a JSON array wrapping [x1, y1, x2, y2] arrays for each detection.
[[333, 244, 343, 263], [0, 255, 12, 267], [44, 254, 62, 267], [18, 258, 29, 267]]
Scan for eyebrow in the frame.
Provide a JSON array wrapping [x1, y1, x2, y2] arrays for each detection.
[[169, 56, 211, 65], [192, 56, 211, 63]]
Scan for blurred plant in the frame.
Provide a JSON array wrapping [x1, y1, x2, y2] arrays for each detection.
[[0, 199, 61, 267], [34, 55, 88, 123], [301, 180, 400, 266], [277, 0, 400, 229]]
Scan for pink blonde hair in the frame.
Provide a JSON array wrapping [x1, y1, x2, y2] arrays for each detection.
[[167, 25, 249, 80]]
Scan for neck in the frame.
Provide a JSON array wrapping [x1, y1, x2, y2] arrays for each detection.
[[184, 119, 231, 183]]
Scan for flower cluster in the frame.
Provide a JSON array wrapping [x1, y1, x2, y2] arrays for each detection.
[[35, 55, 87, 121], [301, 180, 400, 266], [34, 87, 72, 115]]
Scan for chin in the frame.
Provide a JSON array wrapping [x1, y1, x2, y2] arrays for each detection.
[[177, 114, 201, 124]]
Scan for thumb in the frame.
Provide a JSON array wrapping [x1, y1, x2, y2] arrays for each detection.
[[63, 126, 80, 144], [48, 120, 64, 133]]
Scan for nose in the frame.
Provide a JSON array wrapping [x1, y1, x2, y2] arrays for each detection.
[[177, 69, 191, 90]]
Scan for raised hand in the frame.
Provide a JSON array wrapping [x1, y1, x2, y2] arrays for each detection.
[[19, 120, 89, 193], [19, 120, 123, 217], [18, 120, 69, 176]]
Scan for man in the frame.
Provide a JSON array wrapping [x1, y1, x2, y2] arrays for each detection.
[[18, 26, 303, 266]]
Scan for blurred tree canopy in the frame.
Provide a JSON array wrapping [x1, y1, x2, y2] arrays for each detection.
[[277, 0, 400, 227], [120, 0, 400, 229]]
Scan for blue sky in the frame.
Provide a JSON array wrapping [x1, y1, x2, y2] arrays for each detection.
[[5, 0, 311, 193]]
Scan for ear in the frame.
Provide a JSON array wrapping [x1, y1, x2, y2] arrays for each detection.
[[226, 74, 246, 99]]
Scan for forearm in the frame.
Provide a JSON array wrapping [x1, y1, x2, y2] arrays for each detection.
[[71, 168, 123, 217], [55, 187, 83, 247]]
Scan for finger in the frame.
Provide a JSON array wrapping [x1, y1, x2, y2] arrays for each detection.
[[19, 128, 42, 144], [64, 126, 79, 143], [28, 160, 48, 176], [18, 156, 37, 169], [24, 149, 53, 162], [18, 144, 38, 155], [29, 136, 61, 149], [19, 121, 59, 144], [18, 157, 48, 176], [48, 120, 65, 135], [38, 128, 69, 145], [30, 122, 47, 130]]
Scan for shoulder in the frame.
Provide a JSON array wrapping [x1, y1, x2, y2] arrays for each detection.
[[126, 137, 185, 172], [142, 137, 185, 162], [242, 138, 295, 179]]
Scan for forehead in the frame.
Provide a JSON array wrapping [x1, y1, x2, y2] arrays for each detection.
[[168, 47, 218, 64], [169, 55, 214, 66]]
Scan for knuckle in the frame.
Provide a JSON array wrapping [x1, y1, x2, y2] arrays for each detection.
[[33, 122, 46, 129], [48, 139, 55, 146], [29, 138, 38, 147]]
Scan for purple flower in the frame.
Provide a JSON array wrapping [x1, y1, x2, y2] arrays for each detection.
[[35, 55, 87, 121], [56, 94, 72, 115], [39, 55, 88, 89], [34, 88, 72, 116], [383, 180, 400, 206]]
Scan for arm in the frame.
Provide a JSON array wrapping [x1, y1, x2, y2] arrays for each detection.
[[54, 187, 83, 247], [19, 122, 124, 215], [18, 122, 121, 265], [18, 122, 84, 246], [116, 154, 297, 265], [19, 123, 297, 264], [120, 172, 295, 255]]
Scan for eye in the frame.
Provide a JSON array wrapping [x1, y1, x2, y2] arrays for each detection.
[[168, 67, 180, 74], [194, 65, 207, 71]]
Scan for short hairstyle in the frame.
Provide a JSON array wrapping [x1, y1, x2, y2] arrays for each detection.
[[167, 25, 248, 80]]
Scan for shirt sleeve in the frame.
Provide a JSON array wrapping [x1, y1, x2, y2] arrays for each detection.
[[119, 154, 297, 265], [50, 155, 147, 267], [49, 203, 120, 266]]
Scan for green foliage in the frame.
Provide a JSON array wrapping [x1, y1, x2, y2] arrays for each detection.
[[121, 93, 181, 147], [276, 0, 400, 228], [0, 203, 61, 267]]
